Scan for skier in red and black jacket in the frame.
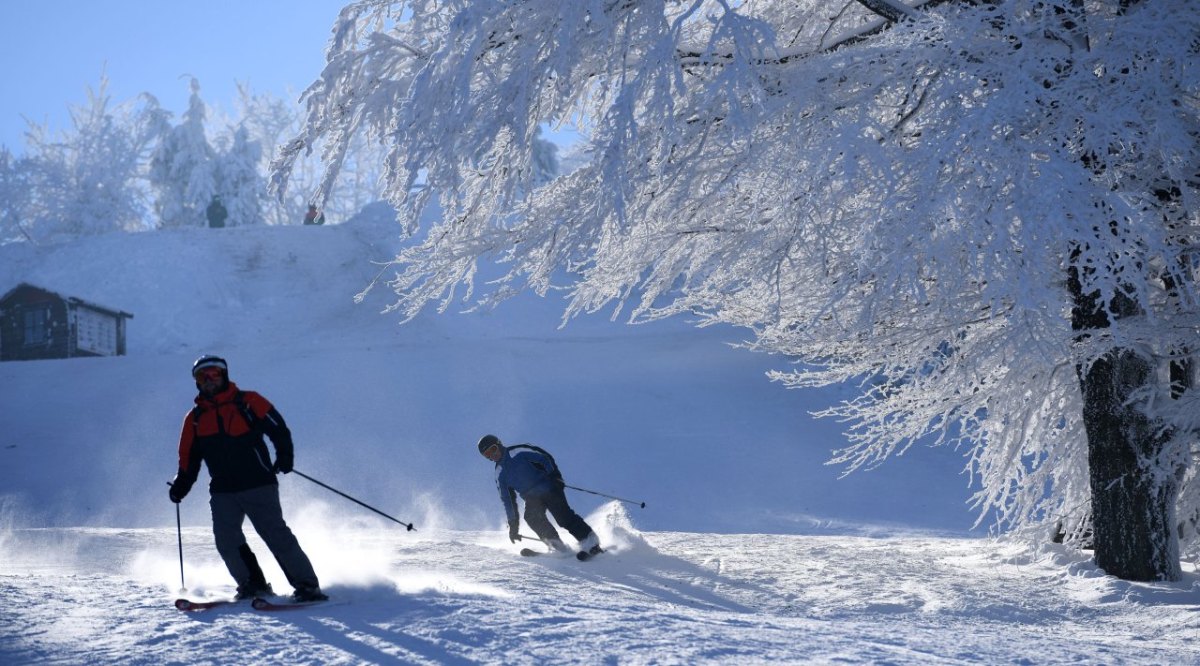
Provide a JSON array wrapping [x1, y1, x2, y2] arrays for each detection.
[[169, 355, 327, 602]]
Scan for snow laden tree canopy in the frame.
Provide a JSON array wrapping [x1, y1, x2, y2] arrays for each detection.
[[12, 76, 164, 240], [149, 79, 218, 229], [275, 1, 1200, 579]]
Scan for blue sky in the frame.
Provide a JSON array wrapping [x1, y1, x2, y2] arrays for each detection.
[[0, 1, 346, 153]]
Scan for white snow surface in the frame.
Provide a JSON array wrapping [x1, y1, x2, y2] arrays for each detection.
[[3, 214, 1200, 664]]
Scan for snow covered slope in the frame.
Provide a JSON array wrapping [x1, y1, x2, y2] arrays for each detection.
[[0, 211, 974, 534], [3, 218, 1200, 663], [2, 510, 1199, 664]]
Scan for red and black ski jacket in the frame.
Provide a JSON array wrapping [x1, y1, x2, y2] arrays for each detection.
[[174, 382, 293, 495]]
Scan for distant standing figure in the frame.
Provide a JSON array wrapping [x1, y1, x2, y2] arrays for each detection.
[[478, 434, 602, 556], [169, 355, 328, 602], [206, 195, 227, 228], [303, 204, 325, 225]]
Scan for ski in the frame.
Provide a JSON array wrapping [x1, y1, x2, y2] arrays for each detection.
[[174, 598, 238, 611], [174, 596, 331, 612], [576, 547, 605, 562], [251, 596, 329, 611], [522, 546, 605, 560], [519, 547, 574, 557]]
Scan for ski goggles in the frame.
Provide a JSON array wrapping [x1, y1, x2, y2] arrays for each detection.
[[195, 368, 225, 381]]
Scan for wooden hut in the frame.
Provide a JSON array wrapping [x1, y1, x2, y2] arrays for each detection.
[[0, 283, 133, 361]]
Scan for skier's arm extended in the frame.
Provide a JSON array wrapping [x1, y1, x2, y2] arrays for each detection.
[[245, 392, 294, 473]]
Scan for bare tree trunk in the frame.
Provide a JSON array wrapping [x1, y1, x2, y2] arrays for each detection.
[[1069, 243, 1183, 580], [1077, 348, 1181, 581], [1060, 0, 1183, 578]]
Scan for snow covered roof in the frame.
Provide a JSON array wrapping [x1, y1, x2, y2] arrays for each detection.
[[0, 282, 133, 319]]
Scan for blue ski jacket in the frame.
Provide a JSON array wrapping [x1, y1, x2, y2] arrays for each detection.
[[494, 445, 562, 525]]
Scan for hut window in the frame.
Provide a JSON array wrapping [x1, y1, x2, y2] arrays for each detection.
[[22, 307, 50, 345]]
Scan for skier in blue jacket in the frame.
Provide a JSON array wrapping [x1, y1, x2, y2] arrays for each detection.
[[478, 434, 602, 555]]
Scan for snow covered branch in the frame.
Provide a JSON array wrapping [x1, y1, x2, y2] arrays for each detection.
[[278, 0, 1200, 556], [855, 0, 919, 24]]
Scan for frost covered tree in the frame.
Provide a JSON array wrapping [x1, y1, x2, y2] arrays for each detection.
[[17, 77, 160, 240], [234, 86, 314, 226], [149, 78, 217, 228], [0, 147, 33, 243], [213, 125, 264, 226], [240, 84, 397, 224], [276, 1, 1200, 580]]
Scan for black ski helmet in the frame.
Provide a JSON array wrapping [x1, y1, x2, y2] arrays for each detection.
[[478, 434, 501, 455], [191, 354, 228, 378]]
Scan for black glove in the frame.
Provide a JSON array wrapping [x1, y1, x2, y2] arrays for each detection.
[[169, 474, 193, 503], [273, 454, 293, 474], [508, 522, 520, 543]]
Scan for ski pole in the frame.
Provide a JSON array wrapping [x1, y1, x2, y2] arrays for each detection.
[[167, 481, 186, 592], [176, 502, 186, 593], [564, 484, 646, 509], [292, 470, 415, 531]]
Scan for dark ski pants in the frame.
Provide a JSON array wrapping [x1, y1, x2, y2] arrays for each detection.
[[210, 484, 320, 592], [523, 486, 595, 546]]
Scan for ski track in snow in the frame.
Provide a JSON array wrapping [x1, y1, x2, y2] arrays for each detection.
[[2, 510, 1200, 665]]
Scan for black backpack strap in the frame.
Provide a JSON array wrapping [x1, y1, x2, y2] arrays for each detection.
[[233, 391, 260, 432]]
